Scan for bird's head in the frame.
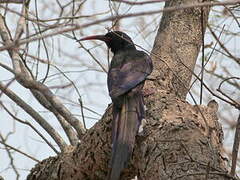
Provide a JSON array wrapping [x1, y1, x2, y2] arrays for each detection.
[[79, 31, 136, 54]]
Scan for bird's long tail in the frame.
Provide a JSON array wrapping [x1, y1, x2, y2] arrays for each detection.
[[108, 92, 145, 180]]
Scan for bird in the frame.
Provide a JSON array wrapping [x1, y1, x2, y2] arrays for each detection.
[[80, 31, 153, 180]]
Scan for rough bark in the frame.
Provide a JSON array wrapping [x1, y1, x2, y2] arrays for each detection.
[[27, 0, 233, 180], [150, 0, 209, 99]]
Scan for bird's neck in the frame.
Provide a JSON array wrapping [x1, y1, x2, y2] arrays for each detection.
[[112, 45, 136, 54]]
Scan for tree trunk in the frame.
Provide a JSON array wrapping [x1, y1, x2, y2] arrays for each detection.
[[27, 0, 231, 179]]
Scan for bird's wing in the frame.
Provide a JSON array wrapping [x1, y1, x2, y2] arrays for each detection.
[[107, 51, 153, 99]]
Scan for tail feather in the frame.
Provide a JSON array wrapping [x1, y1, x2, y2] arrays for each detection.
[[108, 93, 144, 180]]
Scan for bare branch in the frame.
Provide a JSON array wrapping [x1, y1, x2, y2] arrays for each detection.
[[0, 101, 59, 154], [0, 135, 40, 163], [0, 0, 239, 52], [0, 0, 24, 4], [14, 3, 27, 41], [0, 12, 86, 139], [0, 133, 20, 180], [230, 113, 240, 176], [0, 82, 67, 151], [217, 77, 240, 107], [207, 24, 240, 66], [78, 41, 108, 73], [0, 0, 239, 178], [112, 0, 167, 5]]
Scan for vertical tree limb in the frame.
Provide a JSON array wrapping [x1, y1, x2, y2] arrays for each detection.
[[150, 0, 210, 99]]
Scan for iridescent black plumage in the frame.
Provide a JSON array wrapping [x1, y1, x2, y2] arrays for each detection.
[[80, 31, 153, 180]]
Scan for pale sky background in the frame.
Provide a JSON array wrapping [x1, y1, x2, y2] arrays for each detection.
[[0, 1, 239, 179]]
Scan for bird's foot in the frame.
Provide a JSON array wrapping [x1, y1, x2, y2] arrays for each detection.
[[138, 118, 146, 135]]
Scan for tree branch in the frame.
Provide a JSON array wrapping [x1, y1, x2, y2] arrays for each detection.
[[0, 13, 85, 141], [230, 113, 240, 176], [27, 0, 230, 179], [0, 101, 59, 154], [0, 0, 239, 52], [0, 0, 24, 4], [0, 82, 67, 151]]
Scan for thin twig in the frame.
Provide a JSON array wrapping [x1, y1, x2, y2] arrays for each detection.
[[0, 134, 20, 180], [0, 137, 40, 163], [230, 113, 240, 176], [0, 82, 67, 151], [0, 0, 24, 4], [33, 0, 50, 84], [78, 41, 108, 73], [204, 68, 240, 90], [224, 5, 240, 28], [78, 97, 86, 130], [217, 77, 240, 107], [0, 0, 239, 52], [112, 0, 167, 5], [0, 101, 59, 154], [0, 14, 86, 138], [200, 4, 205, 105], [189, 25, 225, 91], [207, 24, 240, 65]]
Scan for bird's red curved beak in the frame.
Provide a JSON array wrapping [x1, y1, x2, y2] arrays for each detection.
[[79, 35, 111, 42]]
